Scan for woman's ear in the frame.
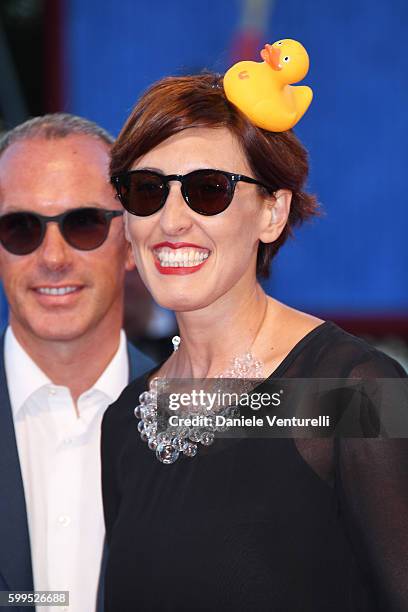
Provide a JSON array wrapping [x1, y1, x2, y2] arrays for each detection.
[[259, 189, 292, 244]]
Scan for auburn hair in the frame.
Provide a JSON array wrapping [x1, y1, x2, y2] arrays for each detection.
[[111, 73, 319, 278]]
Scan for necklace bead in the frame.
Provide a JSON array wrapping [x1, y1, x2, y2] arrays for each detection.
[[134, 299, 268, 465], [134, 347, 265, 464]]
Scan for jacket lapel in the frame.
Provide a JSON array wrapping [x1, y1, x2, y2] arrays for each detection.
[[0, 333, 33, 591]]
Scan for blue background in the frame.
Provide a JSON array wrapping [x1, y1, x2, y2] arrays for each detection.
[[64, 0, 408, 317]]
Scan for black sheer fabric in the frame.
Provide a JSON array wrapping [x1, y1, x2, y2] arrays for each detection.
[[101, 321, 408, 611]]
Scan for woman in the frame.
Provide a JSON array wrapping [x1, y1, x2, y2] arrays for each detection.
[[102, 73, 407, 611]]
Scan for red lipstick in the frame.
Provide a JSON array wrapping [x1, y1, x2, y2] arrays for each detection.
[[152, 241, 207, 250], [154, 260, 208, 275], [152, 242, 210, 275]]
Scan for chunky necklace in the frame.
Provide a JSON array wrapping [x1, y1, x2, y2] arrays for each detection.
[[134, 300, 268, 464]]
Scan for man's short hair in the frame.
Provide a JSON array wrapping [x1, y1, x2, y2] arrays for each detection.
[[0, 113, 114, 158]]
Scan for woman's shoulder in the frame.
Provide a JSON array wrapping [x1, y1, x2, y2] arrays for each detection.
[[281, 320, 407, 378], [264, 300, 405, 378]]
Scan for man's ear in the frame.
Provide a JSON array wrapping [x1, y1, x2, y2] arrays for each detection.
[[259, 189, 292, 244], [123, 213, 136, 271], [125, 241, 135, 271], [123, 212, 131, 242]]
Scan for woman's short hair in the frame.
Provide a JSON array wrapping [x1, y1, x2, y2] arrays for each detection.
[[111, 73, 319, 278]]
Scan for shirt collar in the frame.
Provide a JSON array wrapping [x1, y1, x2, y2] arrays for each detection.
[[5, 326, 129, 417], [86, 329, 129, 402], [5, 326, 52, 418]]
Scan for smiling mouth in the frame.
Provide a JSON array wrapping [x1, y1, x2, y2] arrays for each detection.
[[33, 285, 83, 296], [153, 247, 210, 268]]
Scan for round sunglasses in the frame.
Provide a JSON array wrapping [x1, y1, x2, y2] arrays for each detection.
[[110, 169, 273, 217], [0, 207, 123, 256]]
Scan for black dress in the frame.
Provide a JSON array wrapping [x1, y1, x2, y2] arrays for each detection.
[[101, 321, 408, 612]]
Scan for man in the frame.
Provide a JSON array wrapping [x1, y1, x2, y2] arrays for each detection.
[[0, 114, 155, 612]]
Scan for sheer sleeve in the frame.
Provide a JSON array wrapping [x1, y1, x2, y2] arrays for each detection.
[[335, 353, 408, 611]]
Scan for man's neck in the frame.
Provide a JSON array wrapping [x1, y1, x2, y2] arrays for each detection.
[[9, 322, 122, 403]]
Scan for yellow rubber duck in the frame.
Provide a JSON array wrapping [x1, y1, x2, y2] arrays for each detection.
[[223, 39, 313, 132]]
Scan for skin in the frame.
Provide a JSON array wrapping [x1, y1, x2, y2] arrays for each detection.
[[125, 127, 323, 379], [0, 135, 134, 403]]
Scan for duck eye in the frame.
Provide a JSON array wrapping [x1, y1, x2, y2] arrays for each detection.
[[283, 56, 290, 62], [277, 41, 283, 45]]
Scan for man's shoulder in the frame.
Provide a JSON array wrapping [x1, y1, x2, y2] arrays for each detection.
[[126, 340, 156, 380], [0, 329, 9, 393], [0, 328, 6, 363]]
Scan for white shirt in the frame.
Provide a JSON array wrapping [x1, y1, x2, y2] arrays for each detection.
[[5, 327, 129, 612]]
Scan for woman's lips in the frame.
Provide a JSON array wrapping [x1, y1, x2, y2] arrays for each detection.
[[152, 243, 210, 275], [154, 258, 209, 275]]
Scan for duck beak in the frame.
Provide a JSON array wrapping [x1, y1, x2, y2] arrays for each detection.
[[260, 44, 282, 70]]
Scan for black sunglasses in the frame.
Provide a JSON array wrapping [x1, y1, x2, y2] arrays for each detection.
[[0, 207, 123, 256], [110, 169, 273, 217]]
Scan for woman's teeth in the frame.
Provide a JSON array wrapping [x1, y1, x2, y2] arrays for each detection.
[[37, 286, 78, 295], [154, 248, 209, 267]]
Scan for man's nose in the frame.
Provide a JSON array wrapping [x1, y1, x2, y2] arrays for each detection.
[[36, 222, 73, 270]]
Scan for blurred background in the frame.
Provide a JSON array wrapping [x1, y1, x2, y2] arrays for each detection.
[[0, 0, 407, 367]]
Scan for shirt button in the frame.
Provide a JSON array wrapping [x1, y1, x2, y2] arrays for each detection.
[[49, 387, 57, 396], [58, 515, 71, 527]]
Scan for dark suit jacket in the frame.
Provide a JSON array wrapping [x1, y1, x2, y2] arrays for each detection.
[[0, 334, 155, 612]]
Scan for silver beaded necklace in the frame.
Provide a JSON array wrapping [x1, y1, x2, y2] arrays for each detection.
[[133, 299, 268, 464]]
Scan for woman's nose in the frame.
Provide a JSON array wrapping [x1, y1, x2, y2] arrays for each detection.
[[159, 182, 194, 236]]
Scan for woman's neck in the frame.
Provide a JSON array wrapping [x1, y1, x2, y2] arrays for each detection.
[[164, 283, 269, 378]]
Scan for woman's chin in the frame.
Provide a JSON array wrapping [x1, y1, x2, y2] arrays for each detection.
[[153, 291, 214, 313]]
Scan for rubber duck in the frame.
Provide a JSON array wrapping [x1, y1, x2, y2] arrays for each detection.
[[223, 39, 313, 132]]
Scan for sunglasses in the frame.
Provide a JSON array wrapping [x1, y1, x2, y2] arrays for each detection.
[[0, 207, 123, 255], [111, 169, 272, 217]]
